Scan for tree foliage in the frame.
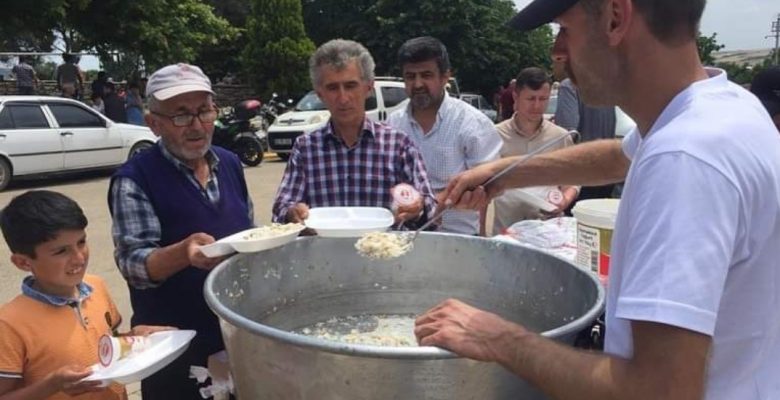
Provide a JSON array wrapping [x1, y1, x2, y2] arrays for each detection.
[[1, 0, 236, 79], [697, 32, 725, 66], [302, 0, 553, 97], [243, 0, 316, 99]]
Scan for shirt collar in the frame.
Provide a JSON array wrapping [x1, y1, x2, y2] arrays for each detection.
[[509, 115, 546, 140], [21, 276, 93, 306], [158, 140, 220, 173], [323, 117, 376, 147]]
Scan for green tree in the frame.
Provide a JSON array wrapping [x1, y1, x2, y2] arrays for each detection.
[[716, 62, 757, 85], [697, 32, 725, 66], [1, 0, 237, 79], [302, 0, 553, 98], [194, 0, 252, 83], [75, 0, 237, 75], [243, 0, 316, 98]]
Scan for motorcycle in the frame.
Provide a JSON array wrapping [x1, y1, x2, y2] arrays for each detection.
[[257, 93, 294, 131], [213, 99, 265, 167]]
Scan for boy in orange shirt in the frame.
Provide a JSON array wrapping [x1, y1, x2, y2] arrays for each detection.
[[0, 190, 170, 400]]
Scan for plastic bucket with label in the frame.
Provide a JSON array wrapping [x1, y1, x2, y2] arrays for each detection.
[[571, 199, 620, 285]]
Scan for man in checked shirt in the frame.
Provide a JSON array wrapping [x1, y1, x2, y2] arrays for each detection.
[[108, 63, 253, 399], [272, 39, 436, 229]]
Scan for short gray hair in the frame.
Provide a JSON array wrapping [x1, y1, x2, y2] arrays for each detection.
[[309, 39, 375, 87]]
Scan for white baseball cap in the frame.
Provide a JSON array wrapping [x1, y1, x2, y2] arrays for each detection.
[[146, 63, 215, 101]]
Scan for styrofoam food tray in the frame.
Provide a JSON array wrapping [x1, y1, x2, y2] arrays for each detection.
[[83, 330, 196, 385], [199, 224, 306, 257], [305, 207, 394, 237]]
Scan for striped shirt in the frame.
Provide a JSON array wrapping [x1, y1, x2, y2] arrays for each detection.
[[110, 141, 254, 289], [387, 94, 502, 234], [271, 118, 436, 229]]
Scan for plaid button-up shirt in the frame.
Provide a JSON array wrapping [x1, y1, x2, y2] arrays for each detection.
[[271, 118, 436, 229]]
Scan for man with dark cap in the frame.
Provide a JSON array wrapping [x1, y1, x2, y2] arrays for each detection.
[[415, 1, 780, 399], [751, 66, 780, 131]]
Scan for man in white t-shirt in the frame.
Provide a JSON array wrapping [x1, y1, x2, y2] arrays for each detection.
[[387, 36, 502, 235], [414, 0, 780, 399]]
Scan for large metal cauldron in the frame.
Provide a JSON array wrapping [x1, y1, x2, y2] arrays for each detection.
[[204, 233, 604, 399]]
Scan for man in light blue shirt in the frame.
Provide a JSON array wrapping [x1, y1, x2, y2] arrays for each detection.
[[387, 36, 502, 235]]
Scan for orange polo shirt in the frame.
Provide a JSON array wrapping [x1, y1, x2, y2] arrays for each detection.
[[0, 274, 126, 400]]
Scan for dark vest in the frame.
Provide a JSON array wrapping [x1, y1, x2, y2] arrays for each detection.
[[109, 145, 252, 359]]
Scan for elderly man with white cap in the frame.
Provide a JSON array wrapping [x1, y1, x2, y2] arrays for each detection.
[[108, 63, 254, 399], [415, 0, 780, 399]]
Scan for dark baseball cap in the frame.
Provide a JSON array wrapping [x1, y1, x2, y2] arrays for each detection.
[[508, 0, 580, 31], [751, 66, 780, 117]]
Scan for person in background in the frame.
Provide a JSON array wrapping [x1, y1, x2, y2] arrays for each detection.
[[90, 92, 104, 114], [416, 0, 780, 399], [751, 65, 780, 132], [553, 58, 618, 205], [109, 63, 254, 400], [125, 81, 145, 126], [272, 39, 436, 228], [55, 54, 83, 99], [91, 71, 108, 100], [102, 80, 126, 123], [492, 67, 578, 234], [11, 56, 37, 95], [0, 190, 171, 400], [387, 36, 501, 235], [498, 78, 516, 122]]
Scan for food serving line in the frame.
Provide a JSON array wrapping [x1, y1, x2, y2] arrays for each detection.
[[85, 201, 612, 399]]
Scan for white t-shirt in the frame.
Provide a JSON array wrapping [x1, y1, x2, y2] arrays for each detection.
[[606, 68, 780, 399], [388, 94, 502, 234]]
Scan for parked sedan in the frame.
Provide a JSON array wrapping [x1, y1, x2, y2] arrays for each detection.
[[0, 96, 158, 190]]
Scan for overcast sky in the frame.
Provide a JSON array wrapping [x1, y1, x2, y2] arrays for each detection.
[[512, 0, 779, 51]]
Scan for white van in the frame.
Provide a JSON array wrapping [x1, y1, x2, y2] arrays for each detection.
[[267, 78, 409, 160]]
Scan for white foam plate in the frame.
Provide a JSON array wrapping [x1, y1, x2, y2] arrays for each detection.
[[199, 224, 306, 257], [83, 330, 196, 385], [514, 188, 559, 213], [305, 207, 394, 237]]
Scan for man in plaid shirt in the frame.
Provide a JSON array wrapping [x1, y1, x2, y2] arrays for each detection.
[[272, 39, 436, 229]]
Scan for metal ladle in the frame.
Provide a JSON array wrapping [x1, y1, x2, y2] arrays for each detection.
[[356, 130, 577, 260]]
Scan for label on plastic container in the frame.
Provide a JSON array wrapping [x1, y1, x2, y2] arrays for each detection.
[[391, 184, 421, 212], [98, 335, 149, 367], [576, 223, 612, 284]]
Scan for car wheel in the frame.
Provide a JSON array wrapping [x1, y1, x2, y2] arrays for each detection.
[[128, 141, 153, 160], [0, 158, 11, 191], [277, 153, 290, 161], [236, 137, 263, 167]]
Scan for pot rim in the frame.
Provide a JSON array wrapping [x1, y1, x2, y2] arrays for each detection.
[[204, 234, 606, 360]]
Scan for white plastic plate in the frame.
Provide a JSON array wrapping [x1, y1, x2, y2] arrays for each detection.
[[305, 207, 394, 237], [199, 224, 306, 257], [514, 188, 560, 213], [83, 330, 196, 385]]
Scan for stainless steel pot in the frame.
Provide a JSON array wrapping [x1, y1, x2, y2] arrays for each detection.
[[204, 233, 604, 399]]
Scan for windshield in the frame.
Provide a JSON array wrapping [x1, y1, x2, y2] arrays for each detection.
[[295, 91, 327, 111]]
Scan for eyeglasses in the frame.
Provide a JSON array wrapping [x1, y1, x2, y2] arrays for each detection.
[[151, 108, 219, 127]]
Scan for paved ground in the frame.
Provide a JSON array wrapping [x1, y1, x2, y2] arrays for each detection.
[[0, 154, 287, 399]]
